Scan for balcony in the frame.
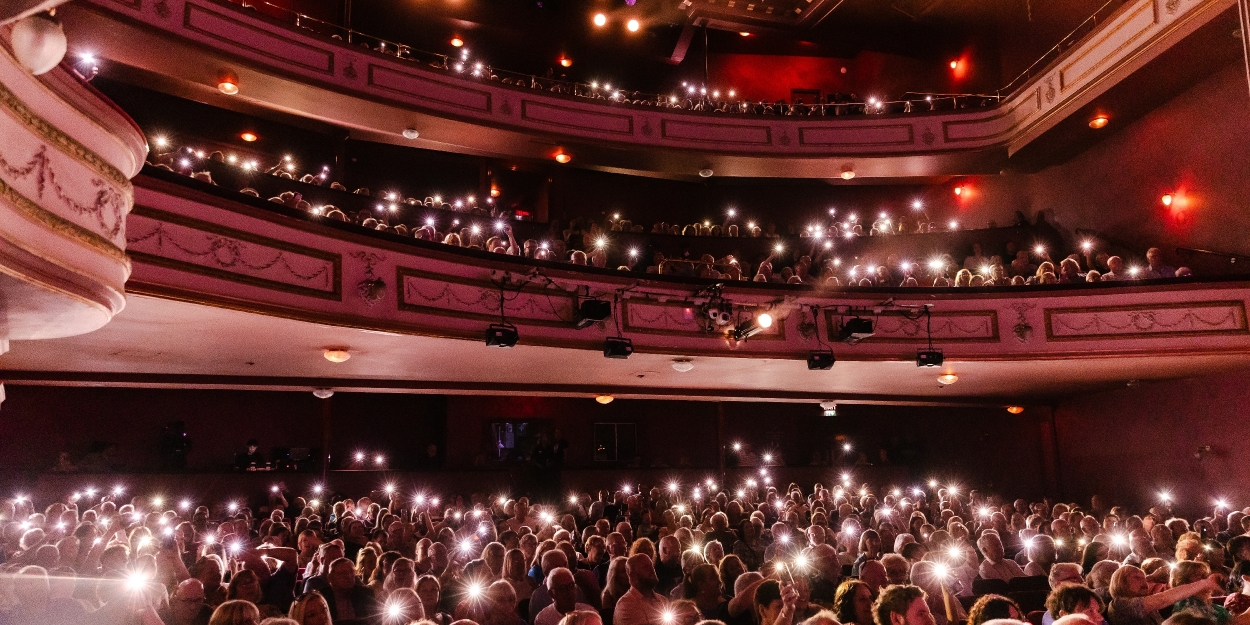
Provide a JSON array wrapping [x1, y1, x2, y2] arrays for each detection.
[[57, 0, 1237, 179], [1, 170, 1248, 403]]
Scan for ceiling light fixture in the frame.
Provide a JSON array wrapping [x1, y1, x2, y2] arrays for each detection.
[[840, 164, 855, 180], [554, 152, 571, 164], [1006, 406, 1024, 414], [1089, 115, 1109, 129], [937, 373, 959, 385], [699, 168, 713, 178], [402, 128, 420, 139], [739, 31, 751, 36], [596, 395, 614, 404], [671, 358, 694, 373], [626, 19, 640, 32], [239, 131, 257, 142], [593, 13, 607, 27], [560, 56, 572, 68], [323, 348, 351, 363], [1161, 193, 1174, 206], [217, 71, 239, 95], [450, 37, 463, 47]]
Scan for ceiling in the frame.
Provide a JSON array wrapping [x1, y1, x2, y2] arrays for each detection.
[[3, 294, 1248, 404]]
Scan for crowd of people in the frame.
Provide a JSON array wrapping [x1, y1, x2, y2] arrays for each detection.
[[1, 478, 1247, 625], [147, 146, 1193, 289]]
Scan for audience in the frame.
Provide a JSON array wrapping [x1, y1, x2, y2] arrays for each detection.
[[147, 143, 1194, 288], [1, 480, 1247, 625]]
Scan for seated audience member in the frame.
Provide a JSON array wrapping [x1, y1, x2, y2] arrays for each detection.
[[614, 554, 669, 625], [968, 595, 1024, 625], [873, 584, 937, 625], [537, 568, 597, 625], [1107, 565, 1220, 625], [1045, 583, 1106, 625], [980, 533, 1027, 581], [835, 579, 877, 625]]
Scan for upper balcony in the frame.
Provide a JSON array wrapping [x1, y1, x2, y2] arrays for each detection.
[[57, 0, 1238, 179], [0, 37, 146, 343], [2, 169, 1248, 404]]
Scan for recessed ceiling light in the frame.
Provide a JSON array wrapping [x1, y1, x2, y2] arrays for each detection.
[[323, 348, 351, 363], [1088, 115, 1109, 129], [554, 152, 571, 164], [593, 13, 607, 27], [1006, 406, 1024, 414], [402, 128, 420, 139], [671, 358, 694, 373], [450, 37, 463, 47], [938, 373, 958, 384], [596, 395, 614, 404], [626, 19, 640, 32], [239, 131, 257, 142]]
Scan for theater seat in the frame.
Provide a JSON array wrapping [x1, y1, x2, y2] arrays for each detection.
[[972, 578, 1010, 596], [1028, 610, 1045, 625], [1009, 591, 1049, 613], [959, 595, 977, 611], [1008, 576, 1051, 593]]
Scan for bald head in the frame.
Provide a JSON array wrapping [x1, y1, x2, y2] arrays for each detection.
[[626, 554, 658, 593]]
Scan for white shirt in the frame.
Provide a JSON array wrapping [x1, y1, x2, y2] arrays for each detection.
[[614, 587, 669, 625], [536, 602, 596, 625], [979, 557, 1027, 581]]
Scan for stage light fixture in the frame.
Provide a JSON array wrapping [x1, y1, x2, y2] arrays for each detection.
[[733, 313, 773, 341], [603, 336, 634, 359], [808, 349, 835, 370], [485, 323, 518, 348], [916, 349, 944, 367]]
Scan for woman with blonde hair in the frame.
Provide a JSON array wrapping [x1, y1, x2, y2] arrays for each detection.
[[209, 600, 261, 625], [287, 591, 331, 625]]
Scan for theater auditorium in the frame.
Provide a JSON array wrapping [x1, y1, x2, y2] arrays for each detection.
[[0, 0, 1249, 623]]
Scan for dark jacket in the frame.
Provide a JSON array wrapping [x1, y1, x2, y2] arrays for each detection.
[[321, 584, 380, 624]]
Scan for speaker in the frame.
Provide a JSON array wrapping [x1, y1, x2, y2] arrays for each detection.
[[574, 299, 612, 329], [485, 323, 518, 347], [807, 349, 836, 370], [916, 349, 945, 367], [603, 336, 634, 359]]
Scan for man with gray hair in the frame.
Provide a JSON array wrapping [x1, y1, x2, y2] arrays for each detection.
[[536, 568, 595, 625]]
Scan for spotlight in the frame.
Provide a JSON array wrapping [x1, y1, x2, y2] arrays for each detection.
[[626, 19, 640, 32], [1161, 193, 1173, 206], [839, 318, 874, 343], [733, 313, 773, 341], [603, 336, 634, 359], [485, 323, 519, 348], [217, 72, 239, 95], [593, 13, 607, 26], [574, 299, 612, 329], [808, 349, 835, 370], [560, 56, 572, 68], [916, 349, 944, 367]]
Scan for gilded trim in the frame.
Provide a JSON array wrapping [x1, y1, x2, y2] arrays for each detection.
[[0, 177, 130, 265], [0, 77, 131, 191], [395, 265, 576, 327], [1043, 300, 1250, 341], [129, 205, 343, 300]]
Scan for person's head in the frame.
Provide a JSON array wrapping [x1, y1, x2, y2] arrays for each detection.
[[226, 568, 263, 604], [967, 595, 1023, 625], [978, 533, 1005, 562], [558, 611, 604, 625], [547, 567, 578, 612], [660, 535, 682, 564], [288, 591, 332, 625], [860, 560, 889, 595], [667, 599, 702, 625], [1170, 561, 1211, 595], [834, 580, 875, 625], [170, 578, 208, 624], [882, 554, 910, 586], [754, 580, 787, 625], [416, 575, 441, 610], [626, 553, 658, 593], [1046, 583, 1104, 622], [1109, 565, 1150, 599], [327, 558, 357, 592], [209, 600, 261, 625], [1146, 248, 1163, 268], [873, 585, 934, 625], [1161, 612, 1219, 625], [1087, 560, 1119, 590], [1049, 563, 1084, 589]]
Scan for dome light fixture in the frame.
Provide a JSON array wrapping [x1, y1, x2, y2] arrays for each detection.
[[626, 19, 640, 32], [699, 168, 713, 178], [402, 128, 420, 139], [217, 71, 239, 95], [1088, 115, 1109, 129], [840, 164, 855, 180], [450, 37, 464, 47], [554, 152, 572, 164], [323, 348, 351, 363], [239, 131, 258, 142], [593, 13, 607, 27], [313, 388, 335, 399], [937, 373, 958, 385], [596, 395, 614, 404], [559, 56, 572, 68], [671, 358, 694, 373], [10, 14, 67, 75], [1006, 406, 1024, 414]]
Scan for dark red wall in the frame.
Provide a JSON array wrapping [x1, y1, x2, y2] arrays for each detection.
[[1052, 366, 1250, 517]]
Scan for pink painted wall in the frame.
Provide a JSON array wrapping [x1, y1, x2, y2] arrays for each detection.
[[946, 63, 1250, 260], [1052, 367, 1250, 516]]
